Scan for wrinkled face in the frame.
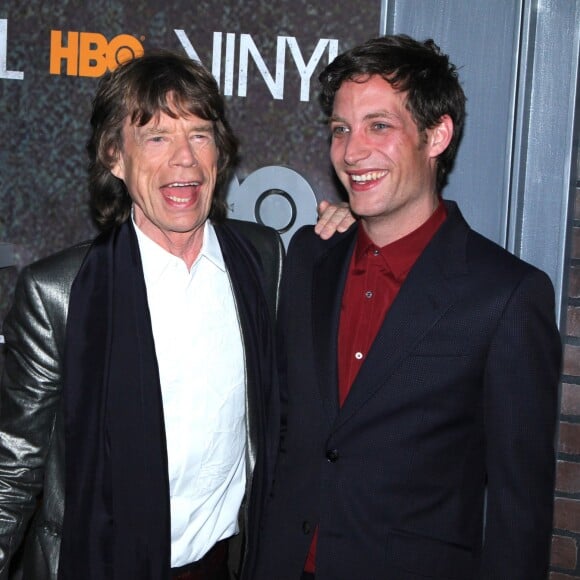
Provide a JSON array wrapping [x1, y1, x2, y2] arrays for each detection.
[[329, 75, 451, 243], [111, 105, 218, 249]]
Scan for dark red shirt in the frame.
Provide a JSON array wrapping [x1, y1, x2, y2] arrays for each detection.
[[304, 201, 447, 573]]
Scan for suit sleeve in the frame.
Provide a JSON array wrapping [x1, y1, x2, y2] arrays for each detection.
[[481, 268, 561, 579], [0, 266, 63, 578]]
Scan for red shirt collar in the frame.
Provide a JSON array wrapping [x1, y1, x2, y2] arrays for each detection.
[[354, 200, 448, 280]]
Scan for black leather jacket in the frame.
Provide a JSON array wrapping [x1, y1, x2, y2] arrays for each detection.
[[0, 220, 283, 579]]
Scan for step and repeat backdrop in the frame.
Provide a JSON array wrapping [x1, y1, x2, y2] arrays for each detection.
[[0, 0, 382, 326]]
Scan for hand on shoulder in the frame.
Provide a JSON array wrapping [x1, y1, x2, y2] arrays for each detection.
[[314, 200, 356, 240]]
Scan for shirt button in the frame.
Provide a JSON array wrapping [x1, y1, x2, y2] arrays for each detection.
[[355, 352, 363, 360], [302, 521, 312, 534], [326, 449, 339, 462], [372, 249, 380, 256], [365, 290, 373, 299]]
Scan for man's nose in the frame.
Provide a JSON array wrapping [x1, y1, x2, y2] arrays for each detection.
[[343, 131, 370, 166], [170, 136, 198, 167]]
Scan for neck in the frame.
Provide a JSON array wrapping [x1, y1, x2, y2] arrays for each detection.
[[362, 194, 440, 247], [134, 219, 206, 270]]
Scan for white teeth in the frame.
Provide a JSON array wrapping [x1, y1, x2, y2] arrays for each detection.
[[167, 182, 198, 188], [167, 195, 191, 203], [351, 171, 387, 183]]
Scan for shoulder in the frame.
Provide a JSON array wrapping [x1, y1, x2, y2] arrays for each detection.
[[218, 219, 284, 275], [5, 241, 94, 347], [440, 205, 556, 313], [26, 241, 92, 277], [466, 227, 549, 289], [21, 241, 92, 289], [224, 218, 279, 243], [287, 223, 356, 263], [221, 219, 283, 260], [444, 200, 548, 280], [14, 241, 93, 312]]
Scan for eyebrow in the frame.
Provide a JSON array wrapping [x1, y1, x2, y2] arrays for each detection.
[[139, 126, 168, 136], [139, 122, 214, 135], [329, 110, 400, 124], [189, 123, 214, 133]]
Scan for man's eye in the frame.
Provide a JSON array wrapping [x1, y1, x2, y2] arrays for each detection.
[[191, 133, 213, 145], [331, 126, 348, 136], [372, 122, 389, 131], [148, 136, 165, 143]]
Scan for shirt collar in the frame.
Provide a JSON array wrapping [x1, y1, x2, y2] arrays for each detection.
[[354, 199, 447, 280], [132, 215, 226, 285]]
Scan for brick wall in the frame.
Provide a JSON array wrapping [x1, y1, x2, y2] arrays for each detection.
[[550, 153, 580, 577]]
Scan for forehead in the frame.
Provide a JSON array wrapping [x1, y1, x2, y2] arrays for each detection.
[[125, 109, 213, 131], [124, 89, 213, 127], [333, 75, 408, 117]]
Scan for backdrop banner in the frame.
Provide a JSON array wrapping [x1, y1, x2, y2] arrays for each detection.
[[0, 0, 382, 324]]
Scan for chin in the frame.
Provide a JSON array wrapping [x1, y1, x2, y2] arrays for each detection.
[[351, 202, 382, 217]]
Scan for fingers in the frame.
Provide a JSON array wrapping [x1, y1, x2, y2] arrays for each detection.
[[316, 199, 331, 217], [315, 200, 356, 240]]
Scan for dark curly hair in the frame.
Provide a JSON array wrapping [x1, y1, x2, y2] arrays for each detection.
[[319, 34, 466, 193], [88, 51, 238, 231]]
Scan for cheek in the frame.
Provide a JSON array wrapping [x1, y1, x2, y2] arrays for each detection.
[[330, 142, 343, 167], [201, 147, 219, 173]]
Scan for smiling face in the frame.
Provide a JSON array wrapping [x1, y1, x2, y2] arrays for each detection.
[[329, 75, 452, 246], [111, 106, 218, 254]]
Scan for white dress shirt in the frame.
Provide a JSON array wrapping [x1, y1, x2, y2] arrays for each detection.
[[134, 220, 246, 567]]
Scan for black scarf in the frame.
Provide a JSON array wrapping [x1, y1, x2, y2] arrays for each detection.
[[60, 220, 170, 579], [59, 219, 274, 579]]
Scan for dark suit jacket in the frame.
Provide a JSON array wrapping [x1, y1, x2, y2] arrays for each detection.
[[0, 219, 283, 580], [254, 201, 561, 580]]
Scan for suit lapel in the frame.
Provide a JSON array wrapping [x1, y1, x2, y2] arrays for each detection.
[[335, 202, 471, 429], [312, 228, 357, 424]]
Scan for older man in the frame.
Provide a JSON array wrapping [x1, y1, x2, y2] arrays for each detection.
[[0, 52, 350, 580]]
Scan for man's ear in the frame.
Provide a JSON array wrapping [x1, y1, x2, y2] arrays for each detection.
[[110, 149, 125, 181], [428, 114, 453, 158]]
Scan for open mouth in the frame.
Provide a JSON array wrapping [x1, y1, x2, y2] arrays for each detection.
[[163, 181, 201, 203]]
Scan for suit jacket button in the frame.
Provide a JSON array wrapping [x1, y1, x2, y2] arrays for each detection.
[[326, 449, 339, 462], [302, 521, 311, 534]]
